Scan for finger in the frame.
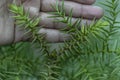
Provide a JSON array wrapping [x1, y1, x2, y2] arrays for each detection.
[[39, 12, 92, 29], [14, 27, 70, 43], [61, 1, 103, 19], [65, 0, 95, 5], [41, 0, 103, 19], [23, 0, 40, 16], [38, 28, 70, 43]]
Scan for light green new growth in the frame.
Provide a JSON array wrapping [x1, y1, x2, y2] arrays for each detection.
[[9, 4, 50, 54], [9, 4, 45, 44]]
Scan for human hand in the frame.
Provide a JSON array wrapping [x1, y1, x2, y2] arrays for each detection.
[[0, 0, 103, 45]]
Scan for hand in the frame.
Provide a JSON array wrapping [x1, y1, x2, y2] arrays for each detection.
[[0, 0, 103, 45]]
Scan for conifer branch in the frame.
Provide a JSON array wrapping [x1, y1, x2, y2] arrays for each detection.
[[9, 4, 50, 54]]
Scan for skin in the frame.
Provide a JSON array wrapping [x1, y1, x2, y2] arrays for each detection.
[[0, 0, 103, 45]]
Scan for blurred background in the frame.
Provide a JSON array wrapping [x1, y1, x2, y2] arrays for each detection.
[[94, 0, 120, 20]]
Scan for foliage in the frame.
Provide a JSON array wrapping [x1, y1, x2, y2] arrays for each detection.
[[0, 0, 120, 80]]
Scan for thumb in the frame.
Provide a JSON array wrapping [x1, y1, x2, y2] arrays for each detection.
[[0, 0, 15, 45]]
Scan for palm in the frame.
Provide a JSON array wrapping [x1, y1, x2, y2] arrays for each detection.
[[0, 0, 103, 45]]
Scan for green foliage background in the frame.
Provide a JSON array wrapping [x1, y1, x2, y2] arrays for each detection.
[[0, 0, 120, 80]]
